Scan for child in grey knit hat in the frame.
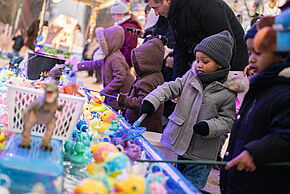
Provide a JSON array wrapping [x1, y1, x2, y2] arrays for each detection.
[[140, 30, 245, 189]]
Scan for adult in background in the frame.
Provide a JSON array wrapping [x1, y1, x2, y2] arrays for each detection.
[[26, 20, 48, 51], [12, 29, 24, 56], [145, 0, 248, 79], [110, 1, 142, 67]]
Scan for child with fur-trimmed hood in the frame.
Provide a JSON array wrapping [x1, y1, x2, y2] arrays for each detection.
[[76, 26, 134, 110], [140, 31, 245, 189]]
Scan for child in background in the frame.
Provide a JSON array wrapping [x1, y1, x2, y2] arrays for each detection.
[[221, 17, 290, 193], [117, 38, 165, 133], [243, 24, 259, 78], [76, 26, 134, 110], [12, 29, 24, 56], [140, 31, 245, 189]]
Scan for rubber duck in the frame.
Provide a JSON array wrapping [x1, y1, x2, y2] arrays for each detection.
[[74, 179, 108, 194], [114, 174, 145, 194], [0, 132, 7, 150], [90, 118, 101, 132], [103, 120, 120, 136], [103, 152, 131, 177], [91, 142, 118, 163], [70, 142, 90, 177], [98, 110, 118, 134], [64, 140, 74, 162], [77, 132, 93, 159], [90, 95, 107, 112], [82, 102, 91, 112], [83, 110, 92, 120]]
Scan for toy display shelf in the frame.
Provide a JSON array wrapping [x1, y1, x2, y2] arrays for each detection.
[[118, 117, 200, 194], [63, 112, 200, 194]]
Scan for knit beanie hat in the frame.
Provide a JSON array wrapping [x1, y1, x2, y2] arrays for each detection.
[[245, 24, 258, 41], [194, 30, 234, 69], [110, 1, 129, 15]]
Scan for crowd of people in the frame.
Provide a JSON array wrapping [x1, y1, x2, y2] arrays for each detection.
[[7, 0, 289, 193], [74, 0, 290, 193]]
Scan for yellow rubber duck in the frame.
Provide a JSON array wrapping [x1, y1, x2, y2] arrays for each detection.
[[0, 133, 7, 150], [90, 95, 107, 112], [83, 102, 91, 112], [98, 110, 118, 134], [74, 179, 108, 194], [114, 174, 145, 194], [90, 118, 101, 132]]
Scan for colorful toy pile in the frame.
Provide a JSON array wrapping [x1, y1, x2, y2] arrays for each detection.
[[0, 65, 199, 194]]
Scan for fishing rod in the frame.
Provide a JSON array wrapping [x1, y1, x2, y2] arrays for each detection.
[[136, 159, 290, 167], [83, 88, 118, 99]]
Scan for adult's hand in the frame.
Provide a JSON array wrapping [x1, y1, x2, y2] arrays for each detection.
[[225, 150, 256, 172], [127, 28, 145, 38]]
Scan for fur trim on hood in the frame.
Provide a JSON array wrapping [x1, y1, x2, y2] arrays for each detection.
[[225, 74, 248, 93], [278, 67, 290, 78], [191, 67, 248, 93], [95, 26, 125, 55], [96, 27, 109, 55]]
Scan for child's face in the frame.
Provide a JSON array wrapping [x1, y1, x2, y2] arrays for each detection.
[[112, 14, 125, 22], [247, 38, 282, 74], [16, 30, 22, 36], [193, 52, 221, 73]]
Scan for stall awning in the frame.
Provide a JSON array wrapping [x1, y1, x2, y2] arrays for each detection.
[[75, 0, 112, 7]]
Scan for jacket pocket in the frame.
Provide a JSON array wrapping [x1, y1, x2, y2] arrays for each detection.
[[191, 136, 220, 160], [162, 113, 185, 145]]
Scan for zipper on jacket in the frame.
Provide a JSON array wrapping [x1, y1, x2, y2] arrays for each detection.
[[245, 99, 257, 123]]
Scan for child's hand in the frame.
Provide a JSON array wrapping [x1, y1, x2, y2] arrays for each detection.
[[243, 65, 255, 78], [171, 98, 179, 103], [140, 101, 155, 117], [225, 150, 256, 172], [193, 121, 209, 136]]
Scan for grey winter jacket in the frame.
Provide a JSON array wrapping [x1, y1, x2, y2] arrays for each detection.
[[144, 69, 244, 160]]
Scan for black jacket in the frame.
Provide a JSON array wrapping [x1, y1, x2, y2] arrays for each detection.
[[144, 16, 174, 49], [12, 35, 24, 51], [168, 0, 248, 79], [220, 60, 290, 194]]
